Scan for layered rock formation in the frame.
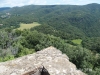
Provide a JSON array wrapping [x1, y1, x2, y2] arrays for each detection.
[[0, 46, 86, 75]]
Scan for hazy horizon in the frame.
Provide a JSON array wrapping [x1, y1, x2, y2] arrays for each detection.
[[0, 0, 100, 7]]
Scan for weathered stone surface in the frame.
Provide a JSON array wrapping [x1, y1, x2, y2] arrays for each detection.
[[0, 46, 86, 75]]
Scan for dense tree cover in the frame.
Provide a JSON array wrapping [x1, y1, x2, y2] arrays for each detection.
[[0, 3, 100, 75], [0, 29, 35, 61], [1, 4, 100, 38], [0, 14, 37, 28], [31, 25, 78, 39], [19, 30, 100, 75], [82, 37, 100, 53], [0, 28, 99, 74]]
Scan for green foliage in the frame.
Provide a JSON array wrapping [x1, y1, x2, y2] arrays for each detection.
[[0, 29, 100, 75], [3, 55, 15, 62], [1, 4, 100, 38], [31, 24, 77, 40], [22, 30, 43, 48], [0, 29, 36, 62], [0, 4, 100, 75], [0, 55, 15, 62], [16, 48, 35, 57], [82, 37, 100, 53], [13, 30, 98, 74]]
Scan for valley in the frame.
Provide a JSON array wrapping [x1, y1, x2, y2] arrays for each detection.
[[0, 3, 100, 75]]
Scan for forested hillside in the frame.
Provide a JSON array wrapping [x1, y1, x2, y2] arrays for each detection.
[[0, 3, 100, 75], [1, 3, 100, 38]]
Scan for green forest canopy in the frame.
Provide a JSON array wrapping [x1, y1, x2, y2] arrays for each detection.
[[0, 3, 100, 75]]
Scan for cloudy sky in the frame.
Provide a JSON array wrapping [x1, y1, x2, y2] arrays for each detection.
[[0, 0, 100, 7]]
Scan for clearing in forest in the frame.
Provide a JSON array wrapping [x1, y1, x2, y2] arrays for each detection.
[[17, 22, 41, 30], [72, 39, 82, 45]]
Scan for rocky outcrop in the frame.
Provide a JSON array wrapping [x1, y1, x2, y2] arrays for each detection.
[[0, 46, 86, 75]]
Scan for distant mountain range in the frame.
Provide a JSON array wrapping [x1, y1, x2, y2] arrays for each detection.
[[1, 3, 100, 38], [0, 7, 10, 11]]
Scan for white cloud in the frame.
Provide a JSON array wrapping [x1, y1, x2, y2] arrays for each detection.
[[26, 0, 47, 5], [0, 0, 24, 7], [0, 0, 100, 7], [0, 0, 47, 7], [61, 0, 100, 5]]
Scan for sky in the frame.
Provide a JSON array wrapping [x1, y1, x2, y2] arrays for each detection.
[[0, 0, 100, 7]]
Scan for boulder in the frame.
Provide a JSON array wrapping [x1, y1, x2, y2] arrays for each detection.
[[0, 46, 86, 75]]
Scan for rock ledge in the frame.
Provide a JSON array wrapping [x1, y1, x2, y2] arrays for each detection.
[[0, 46, 86, 75]]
